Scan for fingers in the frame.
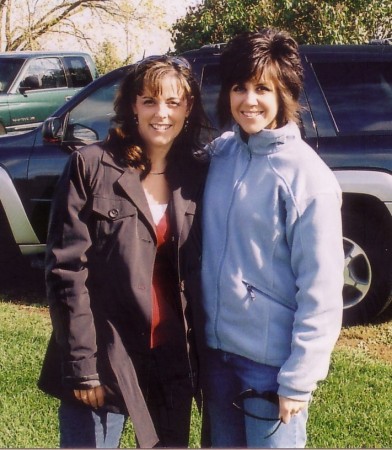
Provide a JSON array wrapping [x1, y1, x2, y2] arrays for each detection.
[[73, 385, 106, 409], [94, 385, 105, 408], [279, 396, 307, 424]]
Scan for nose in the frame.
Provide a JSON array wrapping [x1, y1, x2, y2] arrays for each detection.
[[244, 89, 258, 105], [155, 102, 169, 118]]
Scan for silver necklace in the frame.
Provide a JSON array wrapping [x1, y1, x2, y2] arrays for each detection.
[[149, 171, 166, 175]]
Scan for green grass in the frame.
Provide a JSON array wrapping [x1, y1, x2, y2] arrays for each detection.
[[0, 299, 391, 448], [307, 350, 392, 448]]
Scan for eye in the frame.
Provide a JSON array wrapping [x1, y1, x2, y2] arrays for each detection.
[[142, 98, 155, 105], [167, 99, 181, 107], [232, 84, 246, 93], [256, 84, 272, 93]]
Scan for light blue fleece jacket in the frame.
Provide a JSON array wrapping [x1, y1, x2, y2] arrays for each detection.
[[201, 121, 344, 401]]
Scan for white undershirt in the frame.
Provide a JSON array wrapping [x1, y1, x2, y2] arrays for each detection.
[[144, 189, 168, 225]]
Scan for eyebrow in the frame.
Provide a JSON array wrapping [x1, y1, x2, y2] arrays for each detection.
[[233, 80, 273, 88], [140, 94, 184, 102], [256, 82, 273, 88]]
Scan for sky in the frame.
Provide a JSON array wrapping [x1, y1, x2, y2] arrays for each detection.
[[41, 0, 202, 62], [127, 0, 202, 59]]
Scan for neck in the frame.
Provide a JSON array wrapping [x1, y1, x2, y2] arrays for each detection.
[[239, 127, 249, 143], [147, 151, 168, 175]]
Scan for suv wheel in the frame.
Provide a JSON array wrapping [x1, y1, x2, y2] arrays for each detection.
[[342, 205, 392, 326]]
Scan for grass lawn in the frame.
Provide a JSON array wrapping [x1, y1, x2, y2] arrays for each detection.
[[0, 299, 391, 448]]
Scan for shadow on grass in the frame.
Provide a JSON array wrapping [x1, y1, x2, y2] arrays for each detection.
[[1, 249, 392, 325], [0, 251, 46, 304]]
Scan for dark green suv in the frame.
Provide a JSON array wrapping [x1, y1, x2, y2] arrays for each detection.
[[0, 43, 391, 326], [0, 51, 98, 135]]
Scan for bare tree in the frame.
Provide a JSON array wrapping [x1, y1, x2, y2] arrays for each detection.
[[0, 0, 123, 51]]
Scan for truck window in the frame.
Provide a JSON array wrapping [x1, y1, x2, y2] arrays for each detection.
[[0, 58, 24, 92], [312, 61, 392, 135], [63, 56, 94, 88], [20, 57, 67, 90]]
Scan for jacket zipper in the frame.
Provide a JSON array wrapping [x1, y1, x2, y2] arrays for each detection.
[[243, 281, 256, 300], [214, 148, 253, 347]]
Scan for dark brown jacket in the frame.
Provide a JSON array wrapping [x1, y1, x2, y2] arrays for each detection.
[[38, 143, 208, 448]]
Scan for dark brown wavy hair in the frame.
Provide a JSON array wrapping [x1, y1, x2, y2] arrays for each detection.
[[217, 28, 304, 129], [104, 55, 210, 175]]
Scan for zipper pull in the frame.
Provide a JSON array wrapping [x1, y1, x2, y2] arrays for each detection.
[[243, 281, 256, 300]]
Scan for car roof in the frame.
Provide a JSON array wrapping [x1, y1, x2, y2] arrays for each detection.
[[300, 43, 392, 55], [181, 43, 392, 61], [0, 51, 92, 59]]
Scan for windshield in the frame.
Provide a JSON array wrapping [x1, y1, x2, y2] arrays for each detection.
[[0, 58, 24, 93]]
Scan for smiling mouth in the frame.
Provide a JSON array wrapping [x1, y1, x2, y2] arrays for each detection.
[[241, 111, 262, 118], [151, 124, 171, 131]]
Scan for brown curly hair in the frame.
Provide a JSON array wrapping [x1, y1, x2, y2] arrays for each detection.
[[104, 56, 210, 175]]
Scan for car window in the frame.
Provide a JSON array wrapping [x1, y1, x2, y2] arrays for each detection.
[[312, 61, 392, 135], [64, 76, 121, 142], [199, 64, 221, 130], [0, 58, 24, 92], [20, 57, 67, 90], [63, 56, 94, 88]]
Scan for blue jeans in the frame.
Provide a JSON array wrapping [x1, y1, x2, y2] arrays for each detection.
[[59, 402, 126, 448], [203, 348, 308, 448]]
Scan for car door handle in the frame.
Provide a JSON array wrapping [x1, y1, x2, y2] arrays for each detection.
[[65, 96, 72, 101]]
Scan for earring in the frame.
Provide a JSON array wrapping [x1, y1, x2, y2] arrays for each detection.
[[183, 118, 189, 132], [134, 114, 139, 126]]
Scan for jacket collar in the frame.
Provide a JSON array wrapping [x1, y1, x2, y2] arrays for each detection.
[[233, 121, 301, 155], [100, 149, 204, 241], [101, 150, 156, 234]]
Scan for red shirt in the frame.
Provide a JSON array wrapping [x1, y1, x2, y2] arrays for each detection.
[[150, 210, 184, 348]]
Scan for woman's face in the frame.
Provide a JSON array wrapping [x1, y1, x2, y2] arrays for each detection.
[[229, 74, 279, 134], [132, 73, 191, 155]]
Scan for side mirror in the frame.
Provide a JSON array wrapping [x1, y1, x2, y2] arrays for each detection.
[[42, 117, 63, 143]]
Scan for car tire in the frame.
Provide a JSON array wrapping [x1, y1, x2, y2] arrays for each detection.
[[342, 204, 392, 326]]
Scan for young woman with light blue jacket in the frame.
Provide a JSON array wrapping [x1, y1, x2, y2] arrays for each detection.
[[200, 28, 345, 448]]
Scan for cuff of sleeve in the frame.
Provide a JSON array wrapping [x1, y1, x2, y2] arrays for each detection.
[[277, 386, 312, 402], [73, 378, 102, 389], [62, 357, 99, 387]]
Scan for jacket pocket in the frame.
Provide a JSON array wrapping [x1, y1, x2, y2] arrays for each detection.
[[242, 279, 296, 311], [91, 196, 137, 251], [241, 279, 294, 364], [92, 195, 137, 221]]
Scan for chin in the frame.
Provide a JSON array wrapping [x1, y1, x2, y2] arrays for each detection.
[[243, 126, 264, 135]]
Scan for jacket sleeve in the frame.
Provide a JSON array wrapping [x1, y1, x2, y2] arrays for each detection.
[[45, 150, 99, 389], [277, 186, 345, 401]]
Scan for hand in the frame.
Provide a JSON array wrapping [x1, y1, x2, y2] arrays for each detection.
[[279, 396, 308, 424], [74, 385, 106, 409]]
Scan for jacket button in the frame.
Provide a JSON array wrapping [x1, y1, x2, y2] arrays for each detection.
[[108, 208, 119, 219]]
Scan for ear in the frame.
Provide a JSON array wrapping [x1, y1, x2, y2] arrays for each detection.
[[131, 101, 137, 115], [186, 96, 194, 117]]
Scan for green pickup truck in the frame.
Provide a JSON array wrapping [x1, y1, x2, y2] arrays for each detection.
[[0, 51, 98, 135]]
